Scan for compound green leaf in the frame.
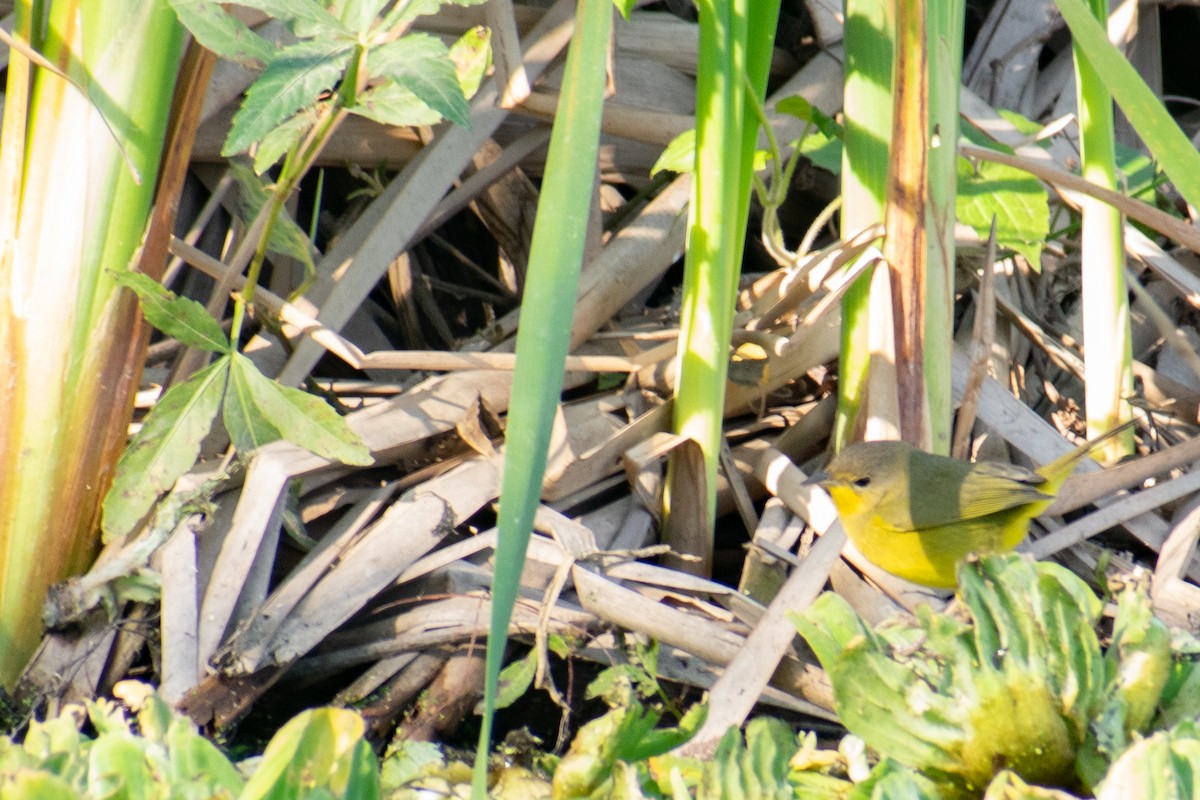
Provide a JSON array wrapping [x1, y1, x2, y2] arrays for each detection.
[[252, 109, 319, 174], [169, 0, 275, 67], [102, 358, 229, 542], [351, 82, 444, 128], [224, 39, 354, 157], [228, 354, 373, 465], [368, 34, 470, 127], [228, 161, 315, 272], [224, 354, 283, 454], [113, 271, 229, 353]]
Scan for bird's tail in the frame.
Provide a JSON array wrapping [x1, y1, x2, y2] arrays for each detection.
[[1035, 418, 1137, 493]]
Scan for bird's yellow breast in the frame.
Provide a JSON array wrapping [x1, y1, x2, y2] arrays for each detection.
[[826, 484, 1040, 588]]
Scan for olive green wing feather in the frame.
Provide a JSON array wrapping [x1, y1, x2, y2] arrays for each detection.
[[954, 462, 1054, 520], [903, 458, 1052, 529]]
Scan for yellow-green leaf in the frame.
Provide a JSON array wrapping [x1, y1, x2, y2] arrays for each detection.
[[113, 271, 229, 353], [102, 358, 229, 542], [228, 354, 373, 465]]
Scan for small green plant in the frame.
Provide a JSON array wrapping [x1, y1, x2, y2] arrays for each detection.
[[792, 554, 1200, 798], [101, 272, 373, 541], [102, 0, 492, 542], [0, 681, 378, 799]]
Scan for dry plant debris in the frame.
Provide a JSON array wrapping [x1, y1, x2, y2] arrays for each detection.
[[11, 0, 1200, 770]]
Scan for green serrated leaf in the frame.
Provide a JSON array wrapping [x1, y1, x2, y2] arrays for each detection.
[[450, 26, 492, 100], [228, 354, 373, 465], [253, 110, 319, 174], [102, 359, 229, 542], [224, 39, 354, 157], [350, 82, 444, 128], [228, 0, 349, 38], [368, 34, 470, 128], [169, 0, 275, 67], [495, 650, 537, 710], [651, 129, 695, 176], [228, 162, 316, 273], [338, 0, 391, 34], [112, 271, 230, 353], [956, 155, 1050, 267], [225, 356, 283, 454]]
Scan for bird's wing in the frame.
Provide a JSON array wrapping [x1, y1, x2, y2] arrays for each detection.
[[954, 462, 1052, 521]]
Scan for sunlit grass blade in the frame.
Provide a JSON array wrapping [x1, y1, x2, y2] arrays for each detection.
[[0, 0, 185, 686], [670, 0, 780, 544], [1055, 0, 1200, 212], [1071, 0, 1133, 455], [923, 0, 965, 454], [470, 0, 612, 794], [835, 0, 892, 449]]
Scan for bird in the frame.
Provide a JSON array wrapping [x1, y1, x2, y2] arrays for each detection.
[[808, 422, 1133, 588]]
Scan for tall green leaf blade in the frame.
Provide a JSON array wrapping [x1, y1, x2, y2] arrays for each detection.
[[228, 353, 373, 465], [169, 0, 275, 67], [1054, 0, 1200, 211], [369, 34, 470, 127], [471, 0, 612, 795], [102, 358, 229, 542], [112, 271, 230, 353], [224, 40, 354, 157]]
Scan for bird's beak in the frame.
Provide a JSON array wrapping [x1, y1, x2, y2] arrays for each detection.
[[804, 469, 830, 487]]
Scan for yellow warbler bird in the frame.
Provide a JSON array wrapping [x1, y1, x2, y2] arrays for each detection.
[[809, 423, 1132, 588]]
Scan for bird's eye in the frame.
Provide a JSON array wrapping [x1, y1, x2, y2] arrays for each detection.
[[854, 477, 871, 488]]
